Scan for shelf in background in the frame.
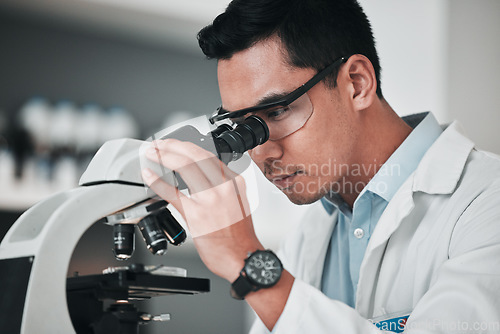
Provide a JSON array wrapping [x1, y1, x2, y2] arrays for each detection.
[[0, 0, 230, 54]]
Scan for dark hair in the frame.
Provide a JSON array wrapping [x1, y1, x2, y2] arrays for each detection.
[[198, 0, 383, 97]]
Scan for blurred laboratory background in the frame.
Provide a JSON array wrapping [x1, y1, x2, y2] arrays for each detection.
[[0, 0, 499, 333]]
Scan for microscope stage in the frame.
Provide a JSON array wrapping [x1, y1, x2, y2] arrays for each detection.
[[67, 270, 210, 300]]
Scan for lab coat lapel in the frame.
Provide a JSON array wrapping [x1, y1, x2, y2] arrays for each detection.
[[411, 121, 474, 195], [303, 208, 338, 289], [355, 121, 474, 318], [355, 180, 415, 317]]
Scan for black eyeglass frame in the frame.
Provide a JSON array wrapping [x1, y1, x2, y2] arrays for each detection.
[[209, 56, 348, 124]]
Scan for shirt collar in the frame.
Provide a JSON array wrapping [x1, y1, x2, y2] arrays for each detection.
[[365, 112, 443, 202], [321, 193, 349, 216], [321, 112, 443, 214]]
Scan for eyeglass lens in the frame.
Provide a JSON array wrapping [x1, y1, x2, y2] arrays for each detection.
[[233, 93, 313, 140]]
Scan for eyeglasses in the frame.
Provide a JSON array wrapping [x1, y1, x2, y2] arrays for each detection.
[[209, 56, 347, 140]]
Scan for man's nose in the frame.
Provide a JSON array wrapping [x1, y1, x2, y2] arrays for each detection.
[[249, 140, 283, 164]]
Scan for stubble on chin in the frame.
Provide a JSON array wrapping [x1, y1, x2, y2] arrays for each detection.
[[280, 180, 329, 205], [262, 161, 332, 204]]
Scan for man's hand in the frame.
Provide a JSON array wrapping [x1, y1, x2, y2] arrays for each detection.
[[141, 138, 264, 282]]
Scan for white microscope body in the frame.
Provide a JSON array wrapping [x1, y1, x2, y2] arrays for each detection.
[[0, 138, 171, 333], [0, 114, 268, 333]]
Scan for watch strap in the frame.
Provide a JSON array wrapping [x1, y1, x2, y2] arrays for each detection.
[[230, 272, 258, 300]]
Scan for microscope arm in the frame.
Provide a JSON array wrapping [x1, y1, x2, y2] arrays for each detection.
[[0, 139, 156, 333]]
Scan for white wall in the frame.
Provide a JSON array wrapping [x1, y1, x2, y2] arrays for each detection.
[[359, 0, 449, 122], [361, 0, 500, 154], [447, 0, 500, 154]]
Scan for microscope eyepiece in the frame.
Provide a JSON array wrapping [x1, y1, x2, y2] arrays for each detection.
[[213, 115, 269, 164], [210, 123, 233, 138]]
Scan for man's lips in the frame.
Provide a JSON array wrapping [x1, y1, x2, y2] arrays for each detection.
[[268, 171, 301, 189]]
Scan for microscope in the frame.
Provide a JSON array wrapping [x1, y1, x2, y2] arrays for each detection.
[[0, 115, 268, 333]]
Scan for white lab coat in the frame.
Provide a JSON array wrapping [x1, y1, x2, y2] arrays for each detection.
[[250, 121, 500, 333]]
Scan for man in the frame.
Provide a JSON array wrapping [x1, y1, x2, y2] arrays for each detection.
[[141, 0, 500, 332]]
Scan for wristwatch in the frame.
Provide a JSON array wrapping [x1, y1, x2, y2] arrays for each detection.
[[230, 249, 283, 300]]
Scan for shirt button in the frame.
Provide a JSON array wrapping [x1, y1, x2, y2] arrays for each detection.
[[353, 228, 364, 239]]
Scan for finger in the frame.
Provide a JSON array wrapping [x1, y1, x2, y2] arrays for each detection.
[[146, 147, 213, 194], [141, 168, 187, 217], [153, 138, 216, 161], [185, 179, 249, 238], [162, 139, 240, 183], [152, 139, 240, 183], [147, 140, 236, 192]]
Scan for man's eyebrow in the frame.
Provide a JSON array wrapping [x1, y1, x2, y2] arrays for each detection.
[[220, 91, 292, 114], [256, 91, 291, 106]]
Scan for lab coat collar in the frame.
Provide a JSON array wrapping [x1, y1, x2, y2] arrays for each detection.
[[320, 112, 442, 214], [411, 121, 474, 195], [356, 119, 475, 316], [364, 118, 475, 251], [302, 116, 475, 296]]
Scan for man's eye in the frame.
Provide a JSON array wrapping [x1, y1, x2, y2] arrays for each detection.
[[266, 107, 290, 120]]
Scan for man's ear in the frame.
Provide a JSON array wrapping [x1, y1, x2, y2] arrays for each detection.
[[340, 54, 378, 111]]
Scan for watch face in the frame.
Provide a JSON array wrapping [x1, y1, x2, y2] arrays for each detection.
[[244, 251, 282, 287]]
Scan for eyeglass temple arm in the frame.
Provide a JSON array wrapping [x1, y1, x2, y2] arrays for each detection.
[[286, 56, 347, 103]]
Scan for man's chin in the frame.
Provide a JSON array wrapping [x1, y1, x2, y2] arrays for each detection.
[[281, 187, 323, 205]]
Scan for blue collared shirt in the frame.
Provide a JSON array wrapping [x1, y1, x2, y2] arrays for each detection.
[[320, 112, 443, 307]]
